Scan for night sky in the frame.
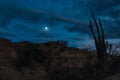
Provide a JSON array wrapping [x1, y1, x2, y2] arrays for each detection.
[[0, 0, 120, 48]]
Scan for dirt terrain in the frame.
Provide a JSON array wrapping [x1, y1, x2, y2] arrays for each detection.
[[0, 38, 120, 80]]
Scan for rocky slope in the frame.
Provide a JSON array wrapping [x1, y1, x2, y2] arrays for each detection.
[[0, 38, 120, 80]]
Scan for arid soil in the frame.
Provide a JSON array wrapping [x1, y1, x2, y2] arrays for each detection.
[[0, 38, 120, 80]]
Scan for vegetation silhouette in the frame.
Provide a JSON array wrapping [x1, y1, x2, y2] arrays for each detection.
[[89, 11, 120, 80]]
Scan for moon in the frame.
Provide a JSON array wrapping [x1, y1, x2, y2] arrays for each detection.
[[44, 27, 49, 32], [45, 27, 48, 30]]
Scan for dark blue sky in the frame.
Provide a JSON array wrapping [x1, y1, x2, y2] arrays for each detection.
[[0, 0, 120, 48]]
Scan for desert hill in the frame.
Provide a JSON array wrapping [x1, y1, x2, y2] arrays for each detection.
[[0, 38, 120, 80]]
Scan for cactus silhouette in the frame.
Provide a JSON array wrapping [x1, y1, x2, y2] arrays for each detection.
[[89, 11, 113, 80]]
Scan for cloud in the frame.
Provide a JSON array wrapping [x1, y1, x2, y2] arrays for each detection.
[[0, 0, 120, 48], [87, 0, 120, 13]]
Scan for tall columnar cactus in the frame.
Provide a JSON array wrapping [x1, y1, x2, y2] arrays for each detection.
[[89, 11, 112, 79]]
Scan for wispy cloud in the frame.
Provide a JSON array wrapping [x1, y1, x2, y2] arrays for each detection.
[[0, 0, 119, 48]]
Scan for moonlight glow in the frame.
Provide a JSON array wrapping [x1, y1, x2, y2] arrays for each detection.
[[43, 27, 49, 32]]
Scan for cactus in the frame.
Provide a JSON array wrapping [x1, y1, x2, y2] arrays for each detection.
[[89, 11, 113, 64], [89, 11, 113, 79]]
